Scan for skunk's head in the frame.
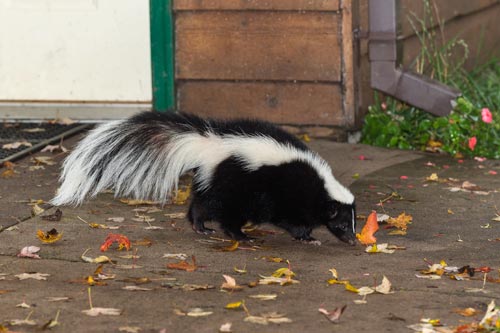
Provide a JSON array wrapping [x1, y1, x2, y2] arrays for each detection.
[[324, 201, 357, 245]]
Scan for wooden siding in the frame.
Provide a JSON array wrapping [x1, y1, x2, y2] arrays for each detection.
[[173, 0, 340, 11], [175, 5, 348, 126], [176, 12, 341, 81], [177, 81, 344, 125]]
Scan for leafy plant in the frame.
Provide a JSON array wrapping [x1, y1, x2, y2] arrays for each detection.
[[362, 0, 500, 159]]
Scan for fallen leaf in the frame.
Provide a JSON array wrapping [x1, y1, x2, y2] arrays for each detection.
[[388, 229, 407, 236], [248, 294, 277, 301], [426, 173, 439, 181], [258, 276, 299, 286], [221, 274, 243, 291], [172, 186, 191, 205], [17, 246, 41, 259], [107, 217, 125, 223], [387, 212, 412, 231], [167, 256, 197, 272], [225, 301, 243, 309], [233, 266, 247, 274], [15, 272, 50, 280], [374, 276, 393, 294], [82, 307, 122, 316], [41, 310, 61, 330], [36, 228, 63, 244], [219, 322, 232, 333], [2, 141, 32, 150], [132, 215, 155, 223], [41, 144, 68, 153], [415, 274, 441, 280], [31, 204, 45, 216], [356, 211, 379, 245], [32, 156, 56, 166], [186, 308, 213, 317], [318, 305, 347, 323], [162, 253, 188, 260], [46, 297, 71, 302], [100, 233, 131, 252], [271, 267, 296, 278], [81, 249, 112, 263], [365, 243, 396, 254], [16, 302, 31, 308], [122, 286, 153, 291], [453, 307, 478, 317], [217, 241, 239, 252], [244, 313, 292, 325], [22, 127, 45, 133]]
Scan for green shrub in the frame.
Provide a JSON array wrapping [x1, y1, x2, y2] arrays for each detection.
[[361, 0, 500, 159]]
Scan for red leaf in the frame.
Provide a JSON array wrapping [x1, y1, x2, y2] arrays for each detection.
[[100, 234, 131, 252]]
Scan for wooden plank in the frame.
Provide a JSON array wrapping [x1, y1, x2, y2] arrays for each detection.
[[177, 81, 344, 125], [340, 0, 356, 127], [399, 0, 498, 38], [401, 3, 500, 70], [173, 0, 339, 11], [176, 11, 341, 81]]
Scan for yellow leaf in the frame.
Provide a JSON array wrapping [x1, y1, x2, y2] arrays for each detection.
[[36, 229, 63, 244], [344, 283, 359, 293], [219, 241, 239, 252], [388, 229, 407, 236], [447, 208, 454, 215], [387, 212, 412, 231], [172, 186, 191, 205], [233, 266, 247, 274], [271, 268, 295, 278], [327, 279, 350, 285], [426, 173, 439, 181], [225, 301, 243, 309]]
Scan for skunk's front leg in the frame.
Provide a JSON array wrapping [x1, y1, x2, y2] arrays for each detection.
[[285, 225, 322, 246]]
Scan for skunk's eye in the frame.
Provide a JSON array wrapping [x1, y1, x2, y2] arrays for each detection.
[[339, 224, 347, 231]]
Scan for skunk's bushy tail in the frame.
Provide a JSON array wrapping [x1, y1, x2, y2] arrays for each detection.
[[51, 112, 227, 206]]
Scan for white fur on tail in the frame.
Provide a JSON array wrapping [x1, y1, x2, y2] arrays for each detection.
[[52, 123, 354, 206]]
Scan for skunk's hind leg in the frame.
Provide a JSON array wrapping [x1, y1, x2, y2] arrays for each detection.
[[188, 196, 215, 235]]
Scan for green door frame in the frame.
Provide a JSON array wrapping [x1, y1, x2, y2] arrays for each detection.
[[150, 0, 175, 112]]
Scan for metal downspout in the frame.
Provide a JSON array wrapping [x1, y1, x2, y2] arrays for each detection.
[[369, 0, 460, 116]]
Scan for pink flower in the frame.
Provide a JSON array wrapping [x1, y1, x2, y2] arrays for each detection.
[[400, 175, 408, 180], [481, 108, 493, 123], [381, 103, 387, 111], [488, 170, 498, 175], [468, 137, 477, 151]]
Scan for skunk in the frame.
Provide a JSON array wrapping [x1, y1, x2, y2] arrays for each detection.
[[51, 112, 356, 245]]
